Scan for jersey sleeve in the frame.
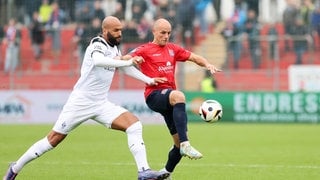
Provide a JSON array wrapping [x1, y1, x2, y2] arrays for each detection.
[[129, 45, 145, 57], [90, 37, 108, 57], [172, 43, 191, 62]]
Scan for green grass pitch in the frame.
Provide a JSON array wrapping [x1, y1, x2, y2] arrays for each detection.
[[1, 123, 320, 180]]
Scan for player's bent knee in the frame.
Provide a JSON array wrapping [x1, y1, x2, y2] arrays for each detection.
[[47, 131, 67, 147], [126, 121, 142, 134], [170, 90, 186, 104], [112, 112, 139, 131]]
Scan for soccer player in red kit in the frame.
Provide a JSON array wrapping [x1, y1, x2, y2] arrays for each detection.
[[122, 18, 221, 179]]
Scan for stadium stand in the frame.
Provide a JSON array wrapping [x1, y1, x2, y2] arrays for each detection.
[[0, 22, 319, 91], [188, 22, 320, 91]]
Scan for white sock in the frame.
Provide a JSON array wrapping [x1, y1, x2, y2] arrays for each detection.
[[126, 121, 150, 172], [160, 167, 170, 173], [12, 137, 53, 173], [180, 141, 190, 147]]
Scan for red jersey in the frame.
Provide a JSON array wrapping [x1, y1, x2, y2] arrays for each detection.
[[130, 42, 191, 98]]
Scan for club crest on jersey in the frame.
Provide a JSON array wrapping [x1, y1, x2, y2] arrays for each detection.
[[168, 49, 174, 57]]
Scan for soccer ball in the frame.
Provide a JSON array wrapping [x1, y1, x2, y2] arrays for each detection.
[[199, 99, 223, 123]]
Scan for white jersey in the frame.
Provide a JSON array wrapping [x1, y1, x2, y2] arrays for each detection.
[[52, 36, 155, 133], [52, 36, 128, 133], [73, 36, 120, 101]]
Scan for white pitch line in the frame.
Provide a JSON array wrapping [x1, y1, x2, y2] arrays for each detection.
[[28, 161, 320, 170], [179, 163, 320, 169]]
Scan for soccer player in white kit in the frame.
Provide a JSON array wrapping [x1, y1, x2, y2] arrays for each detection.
[[3, 16, 169, 180]]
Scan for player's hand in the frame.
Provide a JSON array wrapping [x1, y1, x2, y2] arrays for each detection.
[[148, 77, 168, 86], [132, 56, 144, 65], [206, 64, 222, 74]]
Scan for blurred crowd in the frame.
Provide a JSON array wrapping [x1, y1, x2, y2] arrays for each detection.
[[221, 0, 320, 69], [0, 0, 320, 73], [1, 0, 66, 73]]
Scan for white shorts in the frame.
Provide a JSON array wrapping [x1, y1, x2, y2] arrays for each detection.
[[52, 92, 127, 134]]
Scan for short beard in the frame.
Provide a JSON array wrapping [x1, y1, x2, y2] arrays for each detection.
[[107, 32, 120, 46]]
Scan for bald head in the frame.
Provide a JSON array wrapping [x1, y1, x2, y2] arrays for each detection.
[[153, 18, 171, 31], [101, 16, 123, 46], [152, 18, 172, 46], [102, 16, 122, 30]]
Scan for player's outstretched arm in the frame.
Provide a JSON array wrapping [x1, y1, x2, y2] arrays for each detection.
[[120, 66, 166, 85], [119, 55, 144, 65], [188, 52, 222, 74], [93, 52, 134, 67]]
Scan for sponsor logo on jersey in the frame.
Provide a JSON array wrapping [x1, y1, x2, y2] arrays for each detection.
[[105, 51, 111, 56], [94, 45, 103, 51], [104, 67, 116, 72], [158, 61, 173, 73]]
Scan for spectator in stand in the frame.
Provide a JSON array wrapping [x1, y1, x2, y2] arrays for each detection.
[[0, 25, 3, 39], [18, 0, 42, 26], [117, 0, 127, 16], [300, 0, 315, 49], [93, 0, 106, 23], [0, 25, 4, 65], [246, 0, 259, 17], [47, 1, 66, 63], [3, 18, 21, 74], [76, 4, 92, 26], [245, 9, 261, 69], [112, 1, 125, 21], [311, 4, 320, 50], [56, 0, 74, 22], [195, 0, 211, 37], [300, 0, 315, 31], [267, 23, 279, 60], [283, 0, 299, 52], [85, 17, 102, 42], [29, 11, 45, 60], [221, 20, 241, 69], [291, 17, 309, 64], [39, 0, 52, 26], [122, 20, 141, 43], [137, 16, 153, 42], [211, 0, 221, 23], [131, 0, 148, 23], [78, 17, 102, 56], [232, 0, 247, 32], [222, 1, 247, 69], [73, 21, 87, 66], [201, 70, 217, 93], [165, 2, 179, 42], [153, 0, 176, 18], [177, 0, 196, 48]]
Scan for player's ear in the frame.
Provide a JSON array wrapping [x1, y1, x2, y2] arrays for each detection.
[[102, 28, 107, 36]]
